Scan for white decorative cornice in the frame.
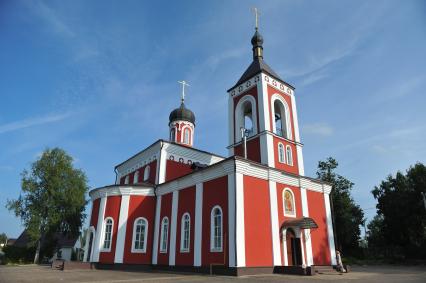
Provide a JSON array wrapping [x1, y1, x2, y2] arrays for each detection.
[[89, 185, 155, 200], [116, 141, 162, 177]]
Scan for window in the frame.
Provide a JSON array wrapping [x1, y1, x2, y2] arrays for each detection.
[[160, 217, 169, 253], [170, 128, 176, 142], [235, 95, 257, 142], [210, 206, 223, 252], [180, 213, 190, 252], [124, 175, 129, 185], [133, 171, 139, 184], [278, 143, 285, 163], [132, 217, 148, 253], [183, 128, 190, 145], [272, 96, 292, 139], [143, 165, 150, 181], [283, 189, 296, 217], [102, 218, 113, 251], [286, 145, 293, 166]]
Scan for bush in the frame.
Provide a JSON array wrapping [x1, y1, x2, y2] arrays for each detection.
[[2, 245, 36, 264]]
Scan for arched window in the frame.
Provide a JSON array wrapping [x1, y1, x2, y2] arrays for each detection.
[[124, 175, 129, 185], [170, 128, 176, 142], [210, 206, 223, 252], [160, 217, 169, 253], [143, 165, 150, 181], [286, 145, 293, 166], [235, 95, 257, 142], [132, 217, 148, 253], [283, 189, 296, 217], [133, 171, 139, 184], [180, 213, 190, 252], [183, 128, 190, 145], [272, 95, 292, 139], [278, 143, 285, 163], [102, 218, 113, 251]]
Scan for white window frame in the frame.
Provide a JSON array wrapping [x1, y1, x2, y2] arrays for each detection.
[[210, 205, 223, 252], [124, 175, 129, 185], [283, 188, 296, 217], [170, 127, 176, 142], [271, 94, 292, 140], [234, 95, 258, 142], [131, 217, 148, 253], [159, 217, 169, 253], [143, 165, 150, 181], [278, 143, 285, 163], [133, 171, 139, 184], [286, 145, 293, 166], [101, 217, 114, 252], [180, 213, 191, 253], [182, 127, 191, 145]]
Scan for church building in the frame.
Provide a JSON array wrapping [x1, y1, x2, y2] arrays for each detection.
[[83, 23, 337, 275]]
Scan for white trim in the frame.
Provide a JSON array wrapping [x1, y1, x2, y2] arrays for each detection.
[[227, 173, 236, 267], [114, 194, 130, 263], [124, 175, 129, 185], [210, 205, 223, 252], [83, 226, 96, 262], [180, 213, 191, 253], [194, 183, 203, 266], [296, 145, 305, 176], [234, 95, 258, 142], [93, 195, 107, 262], [159, 217, 169, 254], [290, 91, 300, 143], [324, 193, 337, 265], [282, 228, 288, 266], [228, 93, 235, 153], [116, 142, 161, 177], [180, 125, 193, 146], [300, 188, 313, 266], [143, 165, 151, 181], [268, 181, 282, 266], [235, 172, 246, 267], [283, 188, 296, 218], [131, 217, 149, 253], [152, 195, 162, 264], [133, 171, 139, 184], [83, 203, 94, 262], [169, 191, 178, 265], [278, 143, 285, 163], [258, 74, 269, 132], [158, 147, 167, 184], [90, 186, 154, 201], [266, 134, 275, 167], [271, 93, 292, 140], [101, 217, 114, 252]]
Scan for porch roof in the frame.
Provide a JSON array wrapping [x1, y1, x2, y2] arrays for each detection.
[[281, 217, 318, 229]]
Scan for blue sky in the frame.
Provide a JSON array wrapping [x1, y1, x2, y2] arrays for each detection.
[[1, 0, 425, 238]]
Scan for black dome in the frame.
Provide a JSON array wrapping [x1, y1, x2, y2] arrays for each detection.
[[251, 29, 263, 47], [169, 103, 196, 125]]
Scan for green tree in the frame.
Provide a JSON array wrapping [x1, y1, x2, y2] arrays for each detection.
[[0, 233, 7, 247], [369, 163, 426, 259], [7, 148, 88, 263], [316, 157, 365, 256]]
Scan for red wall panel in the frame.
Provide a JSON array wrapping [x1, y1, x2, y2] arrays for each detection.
[[99, 196, 121, 264], [201, 176, 228, 266], [273, 137, 299, 175], [243, 175, 273, 266], [123, 195, 156, 264], [165, 160, 193, 182], [234, 137, 261, 163], [157, 192, 173, 265], [90, 198, 100, 228], [175, 186, 196, 266], [307, 190, 331, 265]]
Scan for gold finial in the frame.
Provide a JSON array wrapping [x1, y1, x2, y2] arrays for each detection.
[[252, 7, 260, 29], [177, 80, 190, 103]]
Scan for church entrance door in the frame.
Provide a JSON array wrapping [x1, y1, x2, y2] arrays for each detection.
[[286, 228, 302, 266]]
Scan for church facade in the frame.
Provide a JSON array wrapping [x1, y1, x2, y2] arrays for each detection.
[[83, 26, 337, 275]]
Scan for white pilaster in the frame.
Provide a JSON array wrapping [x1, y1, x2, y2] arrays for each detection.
[[93, 195, 107, 262], [282, 229, 288, 266], [227, 173, 236, 267], [235, 172, 246, 267], [194, 183, 203, 266], [157, 146, 167, 184], [260, 74, 271, 131], [301, 188, 313, 266], [152, 195, 162, 264], [169, 191, 179, 266], [266, 133, 275, 167], [290, 93, 305, 176], [228, 94, 235, 156], [296, 145, 305, 176], [83, 202, 94, 262], [324, 193, 337, 265], [114, 194, 130, 263], [268, 180, 282, 266]]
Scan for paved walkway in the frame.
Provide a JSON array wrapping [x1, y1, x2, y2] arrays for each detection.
[[0, 264, 425, 283]]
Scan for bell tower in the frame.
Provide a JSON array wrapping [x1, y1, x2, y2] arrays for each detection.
[[169, 81, 195, 147], [227, 19, 305, 175]]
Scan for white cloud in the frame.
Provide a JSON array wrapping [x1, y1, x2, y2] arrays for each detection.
[[302, 123, 334, 137], [0, 113, 70, 135]]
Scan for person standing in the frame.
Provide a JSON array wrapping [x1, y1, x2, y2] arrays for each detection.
[[336, 250, 346, 273]]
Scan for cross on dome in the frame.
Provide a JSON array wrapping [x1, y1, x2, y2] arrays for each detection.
[[178, 80, 190, 104], [252, 7, 260, 30]]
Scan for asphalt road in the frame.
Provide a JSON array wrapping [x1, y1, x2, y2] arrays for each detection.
[[0, 264, 425, 283]]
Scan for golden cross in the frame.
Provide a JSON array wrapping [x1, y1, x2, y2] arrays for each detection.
[[178, 80, 190, 103], [252, 7, 260, 29]]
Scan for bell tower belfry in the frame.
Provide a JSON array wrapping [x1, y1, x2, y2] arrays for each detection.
[[227, 17, 305, 176]]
